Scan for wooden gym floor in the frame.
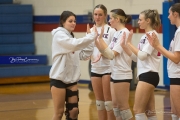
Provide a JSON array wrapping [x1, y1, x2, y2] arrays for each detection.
[[0, 82, 172, 120]]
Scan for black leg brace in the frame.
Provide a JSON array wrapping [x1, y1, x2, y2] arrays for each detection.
[[65, 89, 79, 120]]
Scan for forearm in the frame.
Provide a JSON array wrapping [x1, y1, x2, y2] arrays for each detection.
[[122, 46, 132, 56], [100, 47, 115, 60], [79, 43, 94, 60], [127, 43, 139, 56], [122, 45, 137, 62], [98, 38, 108, 50], [156, 45, 180, 64]]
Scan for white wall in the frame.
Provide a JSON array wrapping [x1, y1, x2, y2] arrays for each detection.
[[18, 0, 165, 86], [18, 0, 164, 15]]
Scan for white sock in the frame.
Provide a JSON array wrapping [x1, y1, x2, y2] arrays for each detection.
[[172, 114, 178, 120], [179, 117, 180, 120], [135, 113, 147, 120], [148, 116, 157, 120]]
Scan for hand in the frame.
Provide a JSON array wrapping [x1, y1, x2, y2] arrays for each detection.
[[120, 32, 127, 48], [146, 32, 160, 48], [120, 32, 133, 56], [87, 24, 91, 34], [83, 56, 91, 61], [98, 25, 104, 40], [92, 54, 102, 63], [126, 29, 133, 45], [94, 25, 104, 50], [95, 26, 107, 51], [92, 25, 98, 40]]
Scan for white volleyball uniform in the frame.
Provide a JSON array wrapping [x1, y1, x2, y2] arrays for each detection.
[[167, 26, 180, 78], [91, 24, 116, 74], [137, 30, 161, 78], [109, 28, 132, 80]]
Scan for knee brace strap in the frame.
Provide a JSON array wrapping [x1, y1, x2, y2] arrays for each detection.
[[65, 103, 79, 120], [66, 103, 78, 111], [66, 89, 79, 101], [105, 101, 113, 111], [96, 100, 105, 110], [120, 109, 133, 120], [65, 89, 79, 112], [113, 108, 121, 117]]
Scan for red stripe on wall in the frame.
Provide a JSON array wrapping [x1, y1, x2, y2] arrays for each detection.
[[33, 24, 59, 32], [34, 24, 162, 33], [125, 24, 162, 33]]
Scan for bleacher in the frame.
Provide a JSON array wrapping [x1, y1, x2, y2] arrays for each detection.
[[0, 0, 51, 84]]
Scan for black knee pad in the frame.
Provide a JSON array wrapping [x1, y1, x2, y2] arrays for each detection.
[[65, 89, 79, 120]]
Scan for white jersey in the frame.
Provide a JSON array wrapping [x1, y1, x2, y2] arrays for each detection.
[[137, 30, 161, 77], [91, 24, 116, 74], [167, 26, 180, 78], [109, 28, 132, 80], [49, 27, 96, 84]]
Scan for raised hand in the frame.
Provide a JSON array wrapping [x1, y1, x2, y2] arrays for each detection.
[[95, 26, 108, 51], [98, 25, 104, 40], [120, 32, 133, 56], [95, 25, 104, 50], [146, 32, 160, 48], [91, 25, 98, 40], [120, 32, 127, 48], [87, 24, 91, 34], [127, 29, 133, 44]]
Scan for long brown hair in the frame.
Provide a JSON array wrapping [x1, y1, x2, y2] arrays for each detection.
[[59, 11, 76, 37]]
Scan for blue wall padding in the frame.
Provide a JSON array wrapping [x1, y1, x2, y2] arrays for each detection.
[[0, 14, 33, 24], [0, 65, 51, 78], [0, 55, 48, 65], [0, 44, 35, 55], [0, 34, 33, 44], [0, 24, 32, 34], [0, 0, 13, 4], [0, 4, 51, 80], [162, 1, 176, 86], [33, 15, 163, 24], [0, 4, 32, 14]]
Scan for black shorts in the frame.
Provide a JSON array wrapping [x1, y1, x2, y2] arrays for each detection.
[[139, 72, 159, 87], [91, 72, 111, 78], [50, 79, 77, 89], [170, 78, 180, 85], [111, 78, 132, 83]]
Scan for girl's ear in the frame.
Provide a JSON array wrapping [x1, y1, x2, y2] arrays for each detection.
[[115, 17, 120, 22], [146, 18, 150, 24], [173, 11, 179, 18]]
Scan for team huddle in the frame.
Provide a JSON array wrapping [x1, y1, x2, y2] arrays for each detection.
[[49, 3, 180, 120]]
